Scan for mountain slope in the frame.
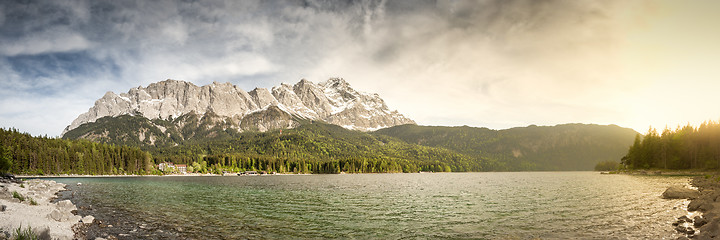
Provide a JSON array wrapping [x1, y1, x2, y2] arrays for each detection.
[[66, 121, 481, 173], [63, 78, 414, 135], [62, 112, 247, 148], [374, 124, 639, 171]]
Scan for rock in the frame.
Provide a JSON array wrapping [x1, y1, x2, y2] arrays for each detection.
[[699, 218, 720, 238], [56, 200, 76, 211], [48, 209, 65, 222], [695, 216, 708, 227], [688, 200, 703, 211], [678, 216, 692, 222], [663, 186, 700, 199], [63, 78, 415, 136], [1, 205, 6, 212], [82, 215, 95, 224]]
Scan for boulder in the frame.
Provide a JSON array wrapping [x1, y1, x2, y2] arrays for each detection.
[[662, 186, 700, 199], [56, 200, 77, 211], [695, 216, 708, 227], [82, 215, 95, 224], [688, 200, 704, 211], [48, 209, 66, 222], [699, 218, 720, 238]]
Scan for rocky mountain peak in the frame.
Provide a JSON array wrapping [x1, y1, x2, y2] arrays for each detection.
[[63, 78, 415, 136]]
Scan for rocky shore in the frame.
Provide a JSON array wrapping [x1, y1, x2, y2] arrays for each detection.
[[0, 176, 93, 239], [664, 176, 720, 239]]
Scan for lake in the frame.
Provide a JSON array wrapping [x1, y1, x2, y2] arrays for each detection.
[[51, 172, 691, 239]]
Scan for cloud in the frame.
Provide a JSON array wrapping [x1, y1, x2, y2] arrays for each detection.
[[301, 0, 630, 128], [0, 27, 91, 56], [2, 0, 719, 136]]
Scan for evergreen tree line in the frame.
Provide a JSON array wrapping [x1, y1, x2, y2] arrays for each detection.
[[0, 128, 152, 175], [1, 122, 481, 175], [621, 121, 720, 170], [152, 123, 482, 174]]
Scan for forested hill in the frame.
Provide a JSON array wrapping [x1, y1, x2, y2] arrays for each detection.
[[374, 124, 639, 171], [151, 122, 481, 173], [6, 122, 481, 174]]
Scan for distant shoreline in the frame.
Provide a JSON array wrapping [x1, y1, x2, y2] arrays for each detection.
[[606, 169, 719, 177], [15, 173, 324, 178]]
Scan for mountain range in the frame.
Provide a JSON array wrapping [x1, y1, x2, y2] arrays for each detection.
[[63, 78, 414, 136], [61, 78, 640, 171]]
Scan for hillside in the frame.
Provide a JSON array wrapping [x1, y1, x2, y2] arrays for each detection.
[[62, 119, 482, 173], [374, 124, 639, 171], [151, 122, 481, 173]]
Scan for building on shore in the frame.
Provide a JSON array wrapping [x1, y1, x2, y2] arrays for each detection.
[[158, 162, 174, 172], [176, 164, 187, 174], [157, 162, 188, 174]]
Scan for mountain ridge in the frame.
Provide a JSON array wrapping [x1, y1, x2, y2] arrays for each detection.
[[374, 123, 639, 171], [63, 78, 414, 136]]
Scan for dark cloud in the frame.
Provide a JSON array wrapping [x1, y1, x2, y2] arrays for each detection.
[[0, 0, 672, 136]]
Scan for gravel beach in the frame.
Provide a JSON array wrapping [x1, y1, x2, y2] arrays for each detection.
[[0, 178, 92, 239]]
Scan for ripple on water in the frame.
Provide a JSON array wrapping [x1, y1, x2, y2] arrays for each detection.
[[53, 172, 691, 239]]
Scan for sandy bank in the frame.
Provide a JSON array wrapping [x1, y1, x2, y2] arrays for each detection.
[[0, 178, 93, 239]]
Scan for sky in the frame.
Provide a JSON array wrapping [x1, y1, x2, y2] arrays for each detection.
[[1, 0, 720, 137]]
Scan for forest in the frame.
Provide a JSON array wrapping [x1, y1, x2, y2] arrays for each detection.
[[1, 122, 481, 175], [1, 118, 653, 175], [0, 128, 152, 175], [621, 121, 720, 170], [151, 123, 481, 174]]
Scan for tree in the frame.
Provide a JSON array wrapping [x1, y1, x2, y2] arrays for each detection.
[[0, 146, 12, 173], [594, 160, 619, 171]]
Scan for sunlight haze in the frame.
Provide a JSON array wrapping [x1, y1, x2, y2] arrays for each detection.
[[1, 0, 719, 136]]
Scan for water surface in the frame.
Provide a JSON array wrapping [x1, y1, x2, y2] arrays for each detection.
[[52, 172, 691, 239]]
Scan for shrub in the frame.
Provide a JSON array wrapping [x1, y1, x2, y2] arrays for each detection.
[[20, 183, 24, 188], [12, 191, 25, 202]]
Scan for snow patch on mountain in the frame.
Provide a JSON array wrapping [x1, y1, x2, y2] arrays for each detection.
[[63, 78, 415, 135]]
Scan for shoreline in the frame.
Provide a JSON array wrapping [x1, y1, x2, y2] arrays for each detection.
[[15, 173, 319, 178], [0, 177, 92, 239], [608, 169, 720, 177], [682, 176, 720, 239]]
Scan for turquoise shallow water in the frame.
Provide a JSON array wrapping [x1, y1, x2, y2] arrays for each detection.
[[52, 172, 691, 239]]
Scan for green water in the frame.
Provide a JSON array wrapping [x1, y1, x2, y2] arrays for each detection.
[[53, 172, 691, 239]]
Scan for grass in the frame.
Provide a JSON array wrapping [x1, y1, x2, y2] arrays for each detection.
[[14, 226, 39, 240], [12, 191, 25, 202], [20, 183, 24, 188], [29, 197, 37, 206]]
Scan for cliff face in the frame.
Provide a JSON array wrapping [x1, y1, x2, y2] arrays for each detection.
[[63, 78, 414, 136]]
